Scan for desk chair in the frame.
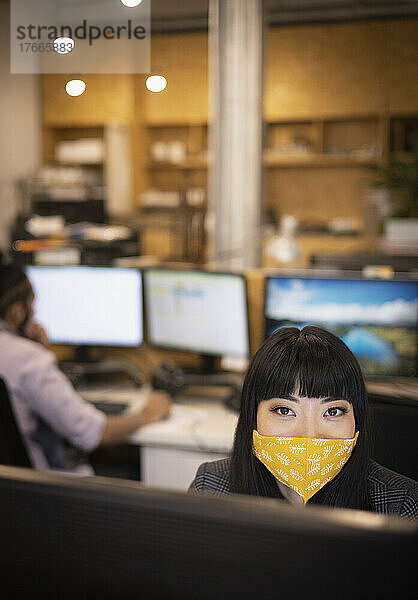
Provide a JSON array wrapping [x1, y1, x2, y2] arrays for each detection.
[[0, 377, 32, 468], [368, 393, 418, 481]]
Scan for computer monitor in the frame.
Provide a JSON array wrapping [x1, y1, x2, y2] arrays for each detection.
[[25, 265, 143, 360], [143, 267, 250, 373], [265, 272, 418, 379], [0, 465, 415, 599]]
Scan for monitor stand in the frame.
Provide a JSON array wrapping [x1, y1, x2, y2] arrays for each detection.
[[151, 356, 243, 409], [199, 354, 217, 375], [59, 346, 145, 388]]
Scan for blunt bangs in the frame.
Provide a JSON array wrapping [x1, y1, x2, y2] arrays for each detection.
[[246, 326, 365, 423]]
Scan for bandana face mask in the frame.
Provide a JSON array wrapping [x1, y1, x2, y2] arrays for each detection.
[[253, 429, 359, 503]]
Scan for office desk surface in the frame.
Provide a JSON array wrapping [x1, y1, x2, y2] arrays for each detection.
[[80, 384, 238, 453], [366, 380, 418, 402]]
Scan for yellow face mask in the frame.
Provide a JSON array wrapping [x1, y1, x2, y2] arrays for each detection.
[[253, 429, 359, 504]]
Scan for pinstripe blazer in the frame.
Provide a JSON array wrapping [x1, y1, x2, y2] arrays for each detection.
[[189, 458, 418, 520]]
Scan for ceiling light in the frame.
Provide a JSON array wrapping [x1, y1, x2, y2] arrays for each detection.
[[65, 79, 86, 97], [120, 0, 143, 7], [146, 75, 167, 93]]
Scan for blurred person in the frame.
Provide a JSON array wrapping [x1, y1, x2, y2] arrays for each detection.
[[190, 326, 418, 519], [0, 260, 171, 475]]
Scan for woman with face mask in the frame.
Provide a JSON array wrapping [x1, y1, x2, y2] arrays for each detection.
[[189, 326, 418, 518]]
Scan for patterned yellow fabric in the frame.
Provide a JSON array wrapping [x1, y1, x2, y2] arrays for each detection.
[[253, 430, 359, 503]]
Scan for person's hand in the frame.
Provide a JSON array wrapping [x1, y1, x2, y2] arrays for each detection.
[[139, 391, 172, 427], [23, 320, 50, 346]]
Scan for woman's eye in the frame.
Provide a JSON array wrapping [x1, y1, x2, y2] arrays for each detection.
[[273, 406, 295, 416], [324, 407, 345, 417]]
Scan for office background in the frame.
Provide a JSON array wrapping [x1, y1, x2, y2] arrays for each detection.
[[0, 0, 417, 484]]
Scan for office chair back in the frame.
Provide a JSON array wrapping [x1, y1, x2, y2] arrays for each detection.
[[0, 377, 32, 468], [368, 394, 418, 481]]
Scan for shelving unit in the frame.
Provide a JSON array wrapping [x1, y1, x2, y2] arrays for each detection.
[[145, 123, 208, 172], [263, 154, 379, 168], [137, 122, 208, 262], [262, 113, 417, 238], [42, 125, 105, 167], [263, 115, 385, 168], [389, 116, 418, 153]]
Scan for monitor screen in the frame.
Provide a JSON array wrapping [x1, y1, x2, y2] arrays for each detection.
[[143, 268, 249, 358], [26, 265, 143, 347], [0, 465, 415, 598], [265, 275, 418, 378]]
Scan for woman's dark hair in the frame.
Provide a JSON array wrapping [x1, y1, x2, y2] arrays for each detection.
[[0, 260, 33, 320], [230, 326, 373, 511]]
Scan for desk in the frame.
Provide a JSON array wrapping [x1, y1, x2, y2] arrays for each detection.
[[366, 380, 418, 403], [81, 378, 418, 487], [80, 385, 238, 491]]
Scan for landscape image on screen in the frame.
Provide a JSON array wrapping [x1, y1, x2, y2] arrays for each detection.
[[265, 277, 418, 378]]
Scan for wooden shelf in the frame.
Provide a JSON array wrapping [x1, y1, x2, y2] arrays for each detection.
[[145, 122, 207, 128], [147, 157, 208, 170], [263, 152, 380, 168]]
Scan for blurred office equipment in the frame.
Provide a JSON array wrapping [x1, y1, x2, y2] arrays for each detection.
[[0, 379, 32, 469], [379, 218, 418, 255], [264, 214, 301, 265], [12, 157, 140, 266], [137, 187, 206, 263], [10, 214, 140, 267], [310, 252, 418, 274], [0, 464, 416, 599], [65, 222, 140, 266], [151, 361, 242, 411], [26, 166, 105, 224], [143, 267, 250, 374], [264, 271, 418, 380], [41, 122, 133, 219], [55, 138, 104, 165], [141, 121, 208, 262], [25, 266, 145, 386]]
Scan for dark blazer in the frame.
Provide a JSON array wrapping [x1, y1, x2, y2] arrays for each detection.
[[189, 458, 418, 520]]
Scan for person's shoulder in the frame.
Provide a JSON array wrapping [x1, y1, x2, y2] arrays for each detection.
[[368, 460, 418, 519], [1, 329, 46, 353], [0, 332, 57, 380], [13, 334, 55, 363], [188, 458, 231, 496]]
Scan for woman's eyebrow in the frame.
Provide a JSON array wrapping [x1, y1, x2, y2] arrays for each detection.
[[273, 394, 300, 403], [320, 397, 347, 404]]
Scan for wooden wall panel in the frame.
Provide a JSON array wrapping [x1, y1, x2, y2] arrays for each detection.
[[144, 33, 208, 124], [265, 167, 371, 224], [320, 21, 387, 116], [264, 25, 325, 120], [264, 18, 418, 120], [42, 74, 135, 126], [388, 19, 418, 113]]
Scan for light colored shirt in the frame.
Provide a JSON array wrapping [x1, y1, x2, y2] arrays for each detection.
[[0, 319, 106, 475]]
